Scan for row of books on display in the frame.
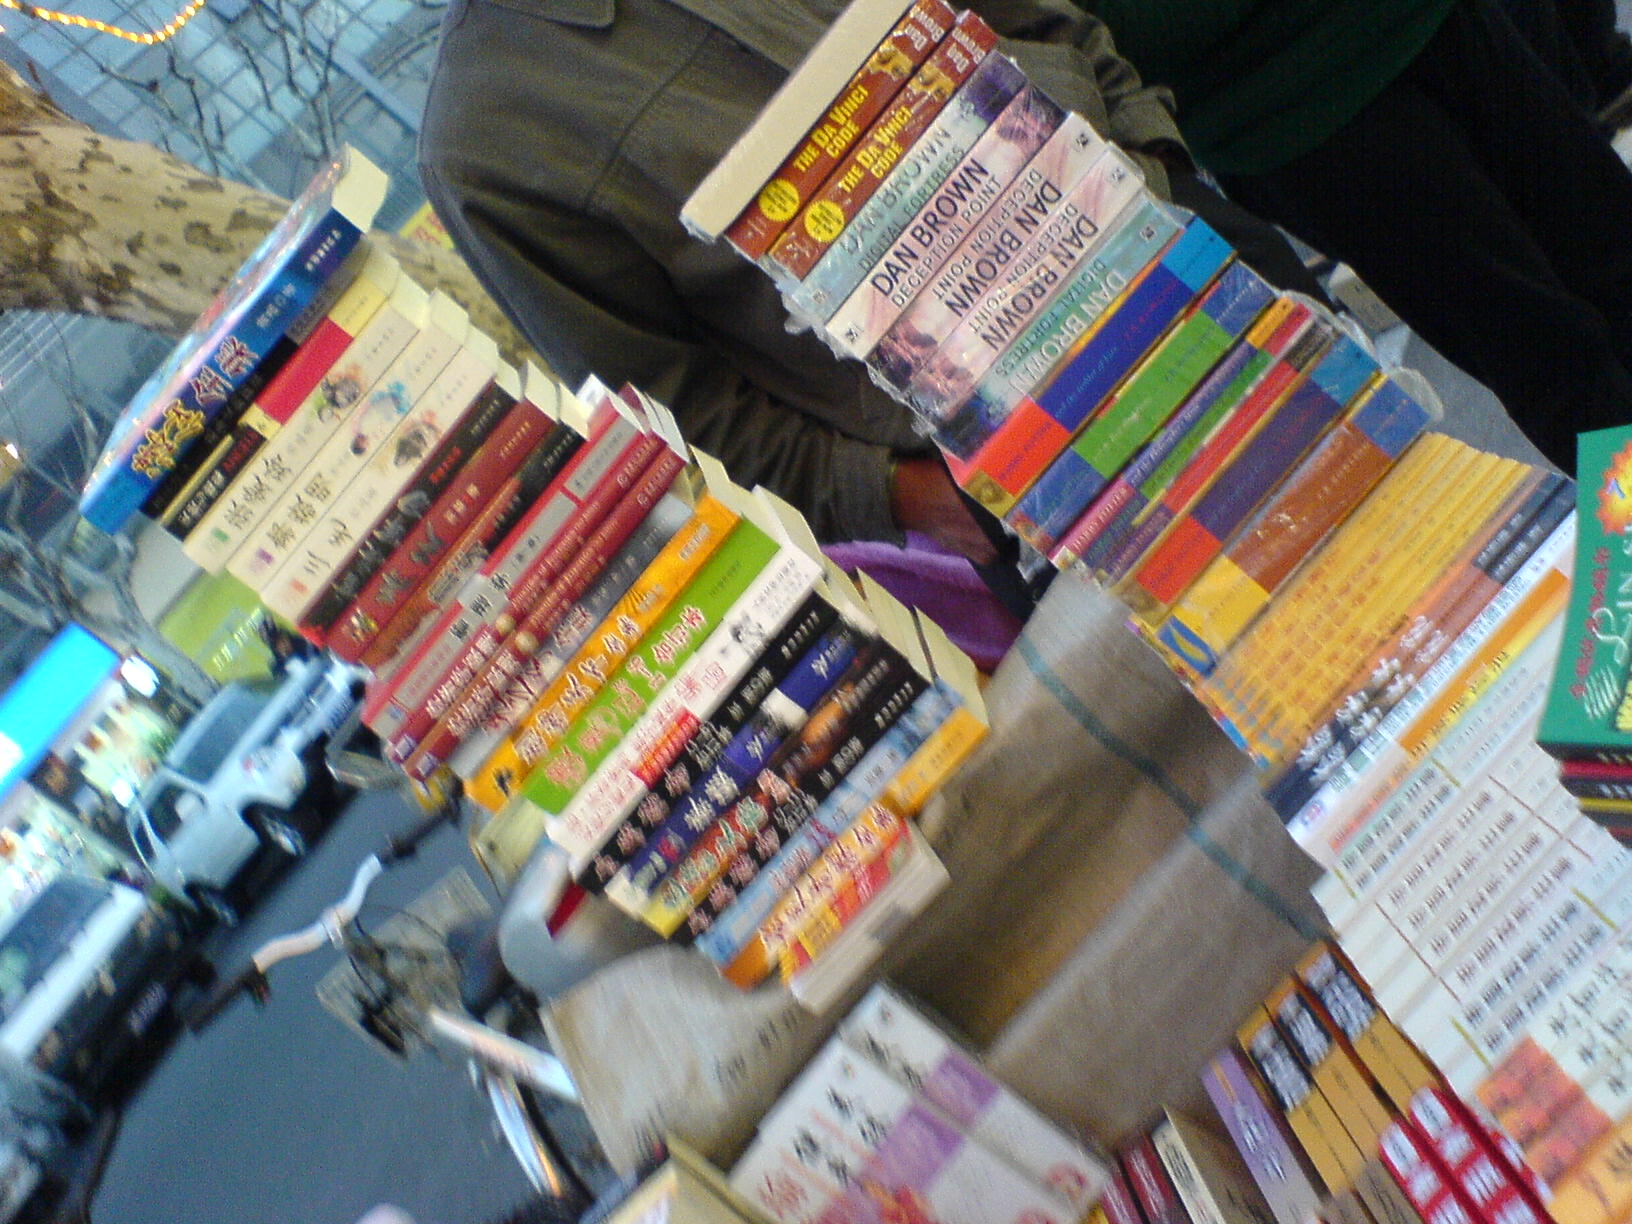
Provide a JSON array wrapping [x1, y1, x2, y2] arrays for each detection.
[[676, 0, 1632, 1216], [76, 150, 989, 1008]]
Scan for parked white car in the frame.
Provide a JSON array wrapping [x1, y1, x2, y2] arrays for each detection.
[[126, 653, 363, 925]]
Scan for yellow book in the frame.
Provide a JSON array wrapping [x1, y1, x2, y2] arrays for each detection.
[[465, 494, 742, 813], [1267, 980, 1396, 1154], [1238, 1006, 1367, 1194]]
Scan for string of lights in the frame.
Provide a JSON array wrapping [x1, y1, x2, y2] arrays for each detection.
[[0, 0, 208, 45]]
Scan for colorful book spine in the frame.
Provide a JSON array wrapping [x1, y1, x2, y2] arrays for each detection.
[[1099, 1168, 1152, 1224], [168, 244, 400, 543], [943, 215, 1230, 487], [690, 679, 958, 962], [1120, 334, 1381, 622], [1296, 944, 1439, 1115], [261, 324, 500, 624], [1120, 1136, 1189, 1224], [764, 10, 997, 281], [367, 395, 648, 747], [1267, 472, 1571, 821], [1283, 512, 1573, 860], [789, 51, 1031, 326], [1001, 254, 1269, 542], [226, 290, 467, 591], [1076, 316, 1337, 584], [447, 492, 694, 783], [1053, 298, 1309, 575], [1375, 1121, 1480, 1224], [401, 445, 688, 780], [464, 496, 742, 814], [938, 194, 1182, 453], [311, 370, 535, 649], [181, 267, 424, 574], [720, 799, 911, 989], [575, 592, 843, 890], [822, 83, 1069, 356], [975, 256, 1272, 523], [723, 0, 953, 260], [1156, 379, 1435, 677], [1239, 1007, 1365, 1193], [528, 541, 823, 872], [599, 618, 870, 905], [355, 398, 587, 674], [894, 148, 1148, 428], [638, 645, 927, 938], [81, 148, 387, 534], [1267, 981, 1395, 1155], [673, 663, 928, 946]]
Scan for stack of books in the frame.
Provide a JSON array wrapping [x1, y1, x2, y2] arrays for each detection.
[[683, 0, 1632, 1211], [79, 152, 992, 1009], [730, 982, 1110, 1224], [1183, 939, 1549, 1224]]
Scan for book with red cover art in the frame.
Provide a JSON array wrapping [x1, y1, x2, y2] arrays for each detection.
[[723, 0, 954, 260], [763, 10, 997, 281], [374, 388, 661, 755], [1122, 1134, 1193, 1224]]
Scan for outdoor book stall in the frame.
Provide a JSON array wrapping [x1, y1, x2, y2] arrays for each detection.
[[75, 1, 1632, 1221]]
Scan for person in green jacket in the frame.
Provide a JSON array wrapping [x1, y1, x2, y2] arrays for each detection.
[[1084, 0, 1632, 471]]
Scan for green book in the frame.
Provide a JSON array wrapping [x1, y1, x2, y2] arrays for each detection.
[[1538, 423, 1623, 762]]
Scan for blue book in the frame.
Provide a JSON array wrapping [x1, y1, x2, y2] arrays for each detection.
[[80, 147, 388, 534]]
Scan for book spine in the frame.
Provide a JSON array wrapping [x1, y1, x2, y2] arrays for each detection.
[[951, 216, 1229, 477], [1121, 335, 1381, 621], [692, 680, 957, 964], [464, 498, 742, 813], [822, 83, 1069, 355], [995, 253, 1266, 537], [1376, 1122, 1476, 1224], [1054, 300, 1301, 574], [1156, 379, 1434, 677], [1149, 1120, 1242, 1224], [640, 647, 927, 938], [82, 167, 370, 534], [1288, 516, 1573, 859], [720, 799, 910, 989], [169, 248, 397, 542], [448, 492, 694, 781], [310, 381, 530, 646], [1202, 1048, 1326, 1224], [1100, 1167, 1153, 1224], [367, 403, 643, 743], [401, 447, 685, 780], [777, 820, 933, 980], [763, 10, 998, 281], [894, 148, 1149, 425], [527, 543, 822, 871], [974, 256, 1272, 521], [263, 342, 499, 624], [1122, 1137, 1191, 1224], [1270, 985, 1396, 1155], [1268, 472, 1569, 820], [601, 622, 875, 910], [226, 303, 464, 591], [182, 277, 420, 574], [355, 418, 584, 674], [722, 0, 953, 260], [577, 595, 847, 891], [1083, 314, 1335, 585], [789, 51, 1032, 325], [142, 332, 299, 521], [673, 661, 927, 945]]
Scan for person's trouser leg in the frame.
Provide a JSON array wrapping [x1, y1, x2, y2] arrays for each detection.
[[1554, 0, 1632, 106], [1219, 1, 1632, 471]]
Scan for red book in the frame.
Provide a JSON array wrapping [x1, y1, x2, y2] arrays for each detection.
[[371, 394, 660, 752], [763, 10, 997, 281], [398, 444, 687, 780], [326, 393, 560, 662], [1122, 1135, 1191, 1224]]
